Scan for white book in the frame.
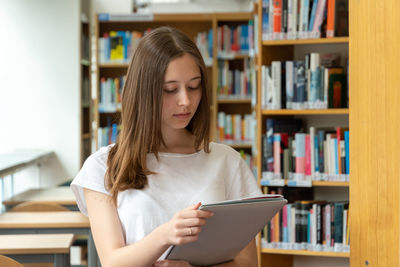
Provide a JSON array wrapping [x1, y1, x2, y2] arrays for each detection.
[[299, 0, 310, 38], [286, 61, 294, 109], [234, 114, 242, 141], [226, 115, 233, 139], [312, 204, 317, 245], [217, 112, 226, 136], [271, 61, 282, 109], [261, 65, 266, 108], [343, 209, 348, 244], [325, 204, 331, 247]]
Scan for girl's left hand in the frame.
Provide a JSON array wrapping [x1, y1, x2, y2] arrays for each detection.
[[152, 260, 193, 267]]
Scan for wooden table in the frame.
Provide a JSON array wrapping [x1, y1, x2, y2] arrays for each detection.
[[0, 211, 99, 267], [0, 234, 74, 267], [3, 186, 78, 211]]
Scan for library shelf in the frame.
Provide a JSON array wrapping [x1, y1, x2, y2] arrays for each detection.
[[80, 59, 90, 66], [262, 37, 349, 46], [217, 54, 251, 60], [261, 109, 349, 116], [217, 98, 252, 104], [218, 141, 253, 149], [311, 181, 349, 187], [215, 12, 253, 21], [82, 133, 91, 139], [99, 63, 129, 68], [261, 248, 350, 258]]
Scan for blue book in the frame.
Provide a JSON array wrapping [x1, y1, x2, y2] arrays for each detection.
[[208, 29, 213, 58], [286, 204, 291, 243], [262, 0, 270, 37], [314, 135, 319, 172], [98, 13, 110, 21], [308, 0, 319, 32], [104, 36, 110, 62], [111, 123, 118, 143], [344, 131, 350, 175], [334, 138, 339, 174], [266, 119, 275, 172], [317, 130, 325, 173], [294, 61, 306, 104]]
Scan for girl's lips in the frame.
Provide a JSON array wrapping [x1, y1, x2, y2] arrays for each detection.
[[173, 112, 191, 119]]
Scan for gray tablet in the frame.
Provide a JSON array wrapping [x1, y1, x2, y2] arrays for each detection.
[[166, 195, 287, 266]]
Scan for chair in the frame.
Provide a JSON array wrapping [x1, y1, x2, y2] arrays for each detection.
[[0, 255, 23, 267], [9, 201, 69, 212]]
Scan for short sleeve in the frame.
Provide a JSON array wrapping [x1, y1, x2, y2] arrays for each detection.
[[70, 146, 111, 216], [226, 157, 262, 200]]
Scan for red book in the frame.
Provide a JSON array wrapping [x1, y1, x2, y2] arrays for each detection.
[[273, 0, 283, 34], [326, 0, 336, 37], [305, 134, 311, 176]]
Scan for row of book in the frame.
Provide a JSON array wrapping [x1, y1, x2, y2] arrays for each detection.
[[194, 30, 214, 66], [262, 200, 350, 252], [99, 76, 126, 113], [217, 22, 255, 58], [217, 59, 256, 98], [262, 0, 349, 41], [98, 124, 121, 147], [217, 112, 255, 143], [99, 30, 148, 63], [261, 53, 348, 110], [261, 118, 349, 183]]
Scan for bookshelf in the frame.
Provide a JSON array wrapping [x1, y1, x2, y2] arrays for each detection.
[[255, 0, 350, 266], [80, 0, 91, 166], [94, 12, 256, 162]]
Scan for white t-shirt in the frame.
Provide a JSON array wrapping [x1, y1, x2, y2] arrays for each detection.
[[71, 142, 261, 246]]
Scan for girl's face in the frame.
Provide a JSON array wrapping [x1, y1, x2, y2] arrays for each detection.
[[162, 53, 202, 132]]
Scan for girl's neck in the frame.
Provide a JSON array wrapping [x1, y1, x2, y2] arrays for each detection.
[[159, 128, 197, 154]]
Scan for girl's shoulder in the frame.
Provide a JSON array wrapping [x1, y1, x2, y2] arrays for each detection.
[[83, 144, 114, 170], [208, 142, 242, 160]]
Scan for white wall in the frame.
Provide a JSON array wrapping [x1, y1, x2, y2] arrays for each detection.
[[0, 0, 81, 189], [91, 0, 253, 15]]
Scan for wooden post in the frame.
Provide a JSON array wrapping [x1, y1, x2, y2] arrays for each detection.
[[349, 0, 400, 266]]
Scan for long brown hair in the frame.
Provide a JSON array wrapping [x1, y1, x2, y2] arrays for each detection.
[[106, 26, 210, 202]]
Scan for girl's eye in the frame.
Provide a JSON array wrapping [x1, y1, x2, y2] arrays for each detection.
[[188, 85, 200, 90], [164, 88, 177, 94]]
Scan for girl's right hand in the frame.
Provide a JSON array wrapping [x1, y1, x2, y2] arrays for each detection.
[[160, 202, 213, 246]]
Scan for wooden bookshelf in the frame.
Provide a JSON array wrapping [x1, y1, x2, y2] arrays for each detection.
[[311, 181, 349, 187], [99, 63, 129, 68], [262, 37, 349, 46], [95, 12, 255, 150], [80, 0, 91, 166], [261, 109, 349, 115], [217, 98, 252, 104], [255, 1, 350, 266], [261, 248, 350, 258]]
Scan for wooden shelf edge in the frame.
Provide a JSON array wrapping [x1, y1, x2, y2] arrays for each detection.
[[215, 12, 253, 21], [261, 109, 349, 115], [261, 248, 350, 258], [99, 63, 129, 68], [262, 37, 349, 46], [217, 98, 252, 104]]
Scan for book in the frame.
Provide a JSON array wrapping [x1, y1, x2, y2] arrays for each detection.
[[166, 195, 287, 266]]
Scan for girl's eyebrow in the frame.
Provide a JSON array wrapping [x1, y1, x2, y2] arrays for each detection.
[[164, 76, 201, 84]]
